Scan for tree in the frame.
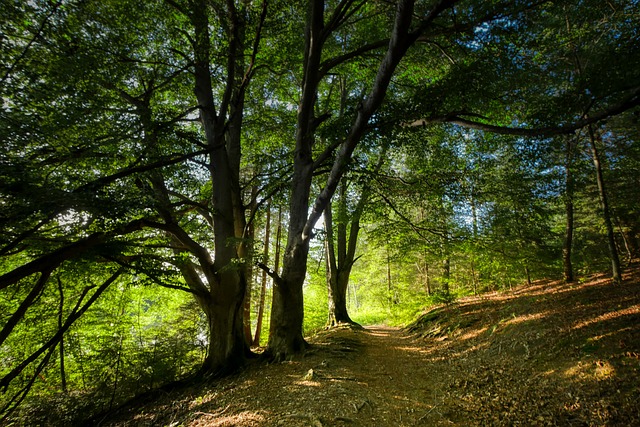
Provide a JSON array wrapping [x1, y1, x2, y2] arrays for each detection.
[[324, 163, 379, 327], [265, 0, 462, 360], [0, 0, 267, 387]]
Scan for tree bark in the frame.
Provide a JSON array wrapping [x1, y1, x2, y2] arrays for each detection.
[[243, 185, 258, 345], [57, 277, 67, 393], [187, 0, 252, 373], [324, 198, 356, 327], [267, 0, 325, 359], [268, 0, 454, 359], [387, 245, 393, 306], [563, 136, 575, 283], [442, 256, 450, 296], [587, 125, 622, 284], [325, 144, 386, 327], [252, 203, 271, 347]]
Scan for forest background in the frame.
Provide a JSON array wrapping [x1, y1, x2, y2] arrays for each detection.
[[1, 0, 639, 424]]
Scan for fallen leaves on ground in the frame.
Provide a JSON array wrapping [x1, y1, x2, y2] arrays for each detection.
[[102, 265, 640, 427]]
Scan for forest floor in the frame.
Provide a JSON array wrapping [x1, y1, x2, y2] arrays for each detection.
[[99, 265, 640, 427]]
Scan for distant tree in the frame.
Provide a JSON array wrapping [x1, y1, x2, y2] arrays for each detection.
[[323, 145, 385, 328]]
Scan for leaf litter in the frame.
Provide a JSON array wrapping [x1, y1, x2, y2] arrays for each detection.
[[100, 264, 640, 426]]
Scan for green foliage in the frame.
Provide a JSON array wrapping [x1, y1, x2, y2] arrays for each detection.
[[1, 0, 639, 422], [303, 265, 329, 335], [1, 270, 203, 425]]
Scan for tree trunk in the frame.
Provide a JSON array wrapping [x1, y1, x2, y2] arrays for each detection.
[[268, 272, 307, 360], [57, 277, 67, 393], [563, 136, 575, 282], [442, 257, 450, 296], [470, 261, 477, 295], [243, 185, 258, 345], [266, 207, 283, 342], [268, 0, 451, 359], [324, 200, 356, 327], [588, 125, 622, 284], [327, 143, 386, 326], [387, 246, 393, 307], [525, 265, 532, 286], [623, 224, 639, 260], [266, 0, 324, 359], [188, 0, 252, 373], [200, 287, 247, 375], [252, 203, 271, 347], [268, 167, 311, 359]]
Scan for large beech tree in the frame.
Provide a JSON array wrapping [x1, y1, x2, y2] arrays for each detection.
[[264, 0, 460, 359]]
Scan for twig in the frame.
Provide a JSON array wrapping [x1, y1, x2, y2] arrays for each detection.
[[279, 413, 323, 427]]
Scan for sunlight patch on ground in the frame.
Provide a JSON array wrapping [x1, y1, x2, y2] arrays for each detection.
[[457, 326, 489, 341], [571, 303, 640, 331], [367, 330, 394, 338], [393, 344, 440, 359], [189, 410, 266, 426], [293, 380, 322, 387], [589, 326, 633, 342], [188, 392, 219, 410], [564, 362, 589, 379], [594, 360, 616, 379], [563, 359, 617, 381], [502, 311, 552, 325]]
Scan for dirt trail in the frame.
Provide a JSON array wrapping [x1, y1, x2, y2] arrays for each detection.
[[103, 269, 640, 427], [347, 326, 441, 425]]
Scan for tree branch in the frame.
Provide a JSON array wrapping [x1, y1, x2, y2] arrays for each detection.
[[0, 269, 53, 348], [255, 262, 282, 287], [0, 219, 148, 290], [319, 39, 389, 78], [408, 89, 640, 137], [0, 268, 125, 392]]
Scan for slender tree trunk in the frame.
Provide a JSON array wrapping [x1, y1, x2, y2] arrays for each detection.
[[274, 206, 282, 277], [469, 194, 479, 294], [325, 138, 386, 326], [349, 281, 358, 310], [588, 125, 622, 284], [623, 224, 639, 260], [425, 261, 431, 296], [470, 261, 477, 295], [324, 200, 356, 327], [266, 206, 282, 342], [252, 203, 271, 347], [387, 246, 393, 307], [243, 185, 258, 345], [525, 265, 532, 286], [56, 277, 67, 393], [442, 257, 450, 296], [563, 136, 575, 282], [614, 219, 633, 264]]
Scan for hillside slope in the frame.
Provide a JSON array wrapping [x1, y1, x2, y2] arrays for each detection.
[[98, 266, 640, 426]]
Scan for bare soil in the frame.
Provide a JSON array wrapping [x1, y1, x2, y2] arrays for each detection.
[[100, 266, 640, 427]]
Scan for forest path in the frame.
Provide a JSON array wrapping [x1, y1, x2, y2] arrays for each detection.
[[342, 325, 443, 425], [103, 268, 640, 426]]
